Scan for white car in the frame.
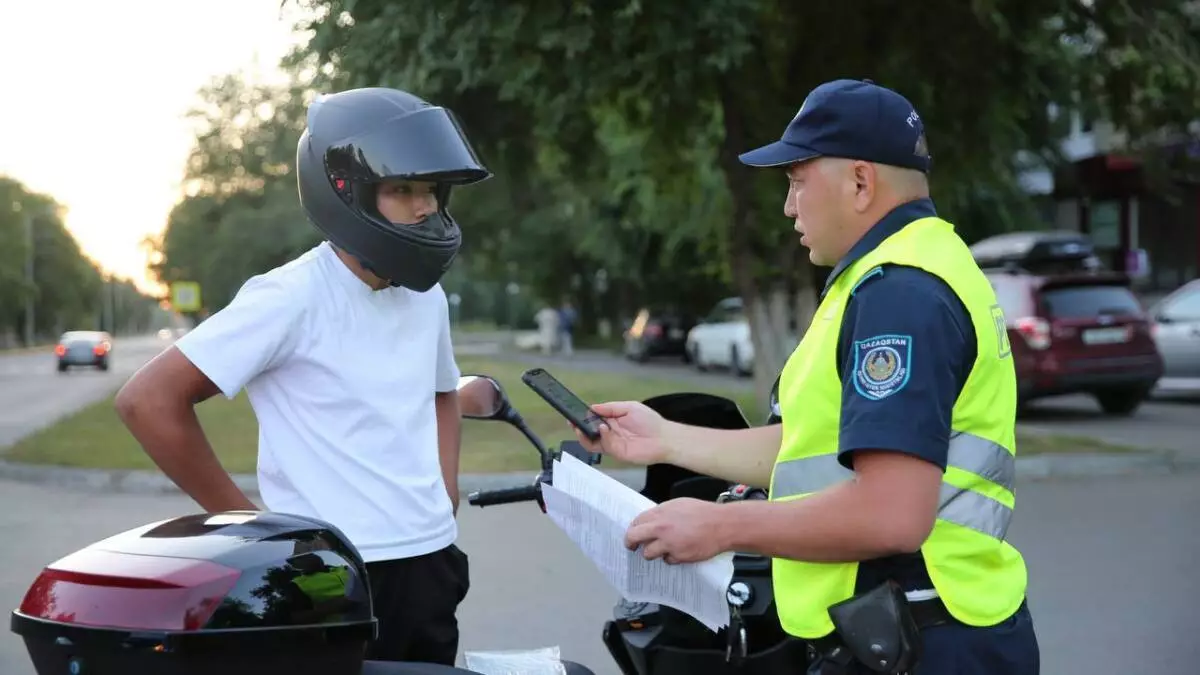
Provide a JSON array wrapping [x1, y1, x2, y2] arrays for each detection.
[[686, 297, 754, 376], [1149, 278, 1200, 394]]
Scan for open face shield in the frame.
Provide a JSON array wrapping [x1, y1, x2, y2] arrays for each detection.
[[323, 106, 491, 186]]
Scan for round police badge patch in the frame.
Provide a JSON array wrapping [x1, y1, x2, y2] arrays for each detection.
[[852, 334, 912, 401]]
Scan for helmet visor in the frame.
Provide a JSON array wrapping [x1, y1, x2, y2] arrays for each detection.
[[325, 106, 491, 185]]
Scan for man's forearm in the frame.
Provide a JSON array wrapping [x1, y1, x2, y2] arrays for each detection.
[[116, 396, 256, 513], [663, 423, 782, 488], [435, 391, 462, 514], [713, 479, 922, 562]]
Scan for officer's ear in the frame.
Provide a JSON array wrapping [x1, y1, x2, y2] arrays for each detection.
[[851, 161, 876, 212]]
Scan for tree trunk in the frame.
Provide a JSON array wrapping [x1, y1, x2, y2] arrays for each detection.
[[745, 283, 796, 396], [577, 282, 597, 339], [717, 79, 818, 408]]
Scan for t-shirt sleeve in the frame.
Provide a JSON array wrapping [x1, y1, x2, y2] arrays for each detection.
[[835, 265, 976, 471], [173, 274, 305, 400], [434, 290, 460, 393]]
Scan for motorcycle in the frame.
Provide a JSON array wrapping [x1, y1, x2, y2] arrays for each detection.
[[8, 371, 802, 675], [456, 374, 810, 675], [9, 381, 598, 675]]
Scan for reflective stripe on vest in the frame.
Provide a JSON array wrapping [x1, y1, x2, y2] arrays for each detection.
[[771, 430, 1015, 540]]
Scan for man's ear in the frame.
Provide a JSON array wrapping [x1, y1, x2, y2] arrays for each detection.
[[852, 161, 876, 212]]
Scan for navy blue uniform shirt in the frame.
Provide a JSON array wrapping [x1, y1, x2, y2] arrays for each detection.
[[825, 198, 976, 473], [810, 198, 977, 593]]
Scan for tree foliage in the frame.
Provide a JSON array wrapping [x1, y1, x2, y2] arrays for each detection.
[[287, 0, 1200, 399], [145, 0, 1200, 401], [147, 72, 321, 314], [0, 176, 164, 346]]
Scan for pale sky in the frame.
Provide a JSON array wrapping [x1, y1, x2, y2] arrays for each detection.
[[0, 0, 310, 294]]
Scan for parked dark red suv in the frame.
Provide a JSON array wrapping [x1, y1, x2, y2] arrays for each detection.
[[973, 232, 1163, 416]]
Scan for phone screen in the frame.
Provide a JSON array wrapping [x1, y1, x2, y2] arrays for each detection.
[[529, 371, 594, 420]]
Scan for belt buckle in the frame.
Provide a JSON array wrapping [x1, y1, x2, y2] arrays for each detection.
[[904, 588, 938, 602], [906, 593, 952, 629]]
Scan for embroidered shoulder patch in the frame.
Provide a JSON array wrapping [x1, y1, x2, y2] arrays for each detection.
[[852, 334, 912, 401]]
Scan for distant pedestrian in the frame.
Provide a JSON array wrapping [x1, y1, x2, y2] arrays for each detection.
[[535, 304, 560, 355], [557, 300, 577, 356]]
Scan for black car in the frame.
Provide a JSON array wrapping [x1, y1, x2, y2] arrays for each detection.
[[623, 307, 696, 362]]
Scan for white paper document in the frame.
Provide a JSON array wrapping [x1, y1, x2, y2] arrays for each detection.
[[540, 453, 735, 632]]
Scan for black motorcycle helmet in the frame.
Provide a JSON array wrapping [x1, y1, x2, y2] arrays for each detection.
[[296, 87, 492, 292]]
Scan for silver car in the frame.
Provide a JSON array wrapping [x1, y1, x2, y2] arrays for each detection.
[[55, 331, 113, 373], [1150, 280, 1200, 392]]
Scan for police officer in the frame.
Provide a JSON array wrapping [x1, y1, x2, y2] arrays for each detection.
[[577, 79, 1040, 673]]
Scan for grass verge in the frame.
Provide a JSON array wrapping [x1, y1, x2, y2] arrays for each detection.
[[3, 355, 1144, 474], [1012, 431, 1145, 455], [0, 342, 52, 354], [2, 356, 756, 474]]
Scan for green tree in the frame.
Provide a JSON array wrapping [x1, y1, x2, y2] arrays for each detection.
[[0, 178, 102, 342], [293, 0, 1200, 400], [0, 182, 33, 326], [288, 3, 736, 333], [148, 71, 321, 314], [0, 175, 162, 345]]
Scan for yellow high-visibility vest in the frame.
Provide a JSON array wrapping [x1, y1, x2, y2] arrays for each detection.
[[770, 216, 1027, 639]]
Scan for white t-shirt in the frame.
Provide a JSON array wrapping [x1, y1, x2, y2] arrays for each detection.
[[174, 241, 461, 563]]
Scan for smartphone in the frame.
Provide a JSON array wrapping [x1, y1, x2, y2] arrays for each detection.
[[520, 367, 607, 442]]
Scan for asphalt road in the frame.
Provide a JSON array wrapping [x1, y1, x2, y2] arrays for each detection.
[[0, 334, 170, 448], [1018, 393, 1200, 454], [1, 471, 1198, 675]]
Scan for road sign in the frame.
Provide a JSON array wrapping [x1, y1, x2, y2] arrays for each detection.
[[170, 281, 202, 312]]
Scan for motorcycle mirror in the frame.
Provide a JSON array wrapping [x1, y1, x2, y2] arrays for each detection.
[[456, 374, 512, 420]]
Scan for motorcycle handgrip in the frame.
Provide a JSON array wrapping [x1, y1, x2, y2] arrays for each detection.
[[467, 483, 542, 507]]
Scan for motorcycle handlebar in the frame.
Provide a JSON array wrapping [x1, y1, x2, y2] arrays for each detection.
[[467, 483, 542, 507]]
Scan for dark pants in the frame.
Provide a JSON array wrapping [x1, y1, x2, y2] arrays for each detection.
[[364, 544, 471, 665], [807, 602, 1040, 674]]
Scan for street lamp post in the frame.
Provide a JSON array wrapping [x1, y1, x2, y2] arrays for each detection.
[[505, 282, 520, 329], [12, 202, 36, 347], [102, 275, 116, 334], [25, 212, 35, 346], [448, 292, 462, 326]]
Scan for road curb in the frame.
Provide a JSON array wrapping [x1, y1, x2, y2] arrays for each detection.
[[1, 450, 1196, 498]]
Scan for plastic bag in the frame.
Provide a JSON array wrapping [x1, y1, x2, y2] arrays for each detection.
[[463, 645, 568, 675]]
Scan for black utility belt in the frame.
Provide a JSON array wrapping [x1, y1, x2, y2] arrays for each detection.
[[806, 581, 955, 674]]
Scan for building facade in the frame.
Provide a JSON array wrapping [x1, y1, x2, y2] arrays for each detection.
[[1018, 110, 1200, 297]]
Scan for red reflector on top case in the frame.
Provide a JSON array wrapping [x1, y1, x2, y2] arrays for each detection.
[[18, 549, 240, 631]]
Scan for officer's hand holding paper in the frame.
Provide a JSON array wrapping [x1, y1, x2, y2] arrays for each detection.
[[540, 452, 735, 632]]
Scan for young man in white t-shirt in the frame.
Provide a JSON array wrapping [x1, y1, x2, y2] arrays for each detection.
[[115, 87, 492, 665]]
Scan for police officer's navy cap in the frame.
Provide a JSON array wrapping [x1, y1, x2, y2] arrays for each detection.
[[739, 79, 931, 173]]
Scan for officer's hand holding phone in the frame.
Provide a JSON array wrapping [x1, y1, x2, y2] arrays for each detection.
[[520, 367, 669, 466], [571, 400, 670, 467]]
